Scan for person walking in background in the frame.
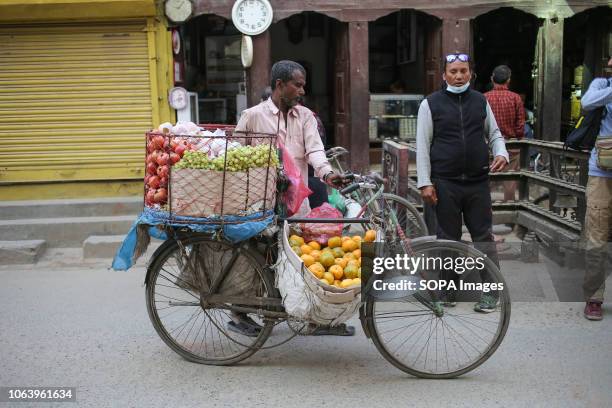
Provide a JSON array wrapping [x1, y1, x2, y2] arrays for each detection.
[[580, 56, 612, 321], [484, 65, 525, 202]]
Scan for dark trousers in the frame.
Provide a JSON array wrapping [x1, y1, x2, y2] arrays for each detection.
[[434, 178, 500, 283], [308, 164, 328, 209]]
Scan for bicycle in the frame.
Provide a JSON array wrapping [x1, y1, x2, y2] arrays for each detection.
[[145, 165, 510, 378], [325, 146, 428, 239]]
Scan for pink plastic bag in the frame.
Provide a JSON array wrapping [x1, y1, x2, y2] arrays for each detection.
[[280, 144, 312, 216], [300, 203, 344, 245]]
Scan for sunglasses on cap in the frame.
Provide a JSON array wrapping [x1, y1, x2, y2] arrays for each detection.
[[445, 54, 470, 63]]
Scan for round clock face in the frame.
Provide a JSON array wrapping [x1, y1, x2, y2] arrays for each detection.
[[169, 87, 188, 110], [231, 0, 273, 36], [165, 0, 193, 24]]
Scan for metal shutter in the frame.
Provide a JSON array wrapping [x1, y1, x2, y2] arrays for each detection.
[[0, 21, 152, 184]]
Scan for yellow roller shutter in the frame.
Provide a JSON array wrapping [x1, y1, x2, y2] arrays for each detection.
[[0, 21, 152, 184]]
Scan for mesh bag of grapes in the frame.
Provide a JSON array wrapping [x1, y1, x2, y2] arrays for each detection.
[[172, 129, 278, 220]]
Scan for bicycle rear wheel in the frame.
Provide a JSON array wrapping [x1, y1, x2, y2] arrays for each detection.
[[145, 235, 276, 365], [365, 240, 510, 378]]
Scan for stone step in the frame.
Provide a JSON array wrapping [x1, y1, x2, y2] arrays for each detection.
[[0, 216, 135, 248], [82, 235, 162, 260], [0, 240, 47, 264], [83, 235, 126, 259], [0, 197, 142, 220]]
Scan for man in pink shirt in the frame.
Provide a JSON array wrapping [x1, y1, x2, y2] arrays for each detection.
[[236, 60, 343, 216], [232, 60, 353, 337]]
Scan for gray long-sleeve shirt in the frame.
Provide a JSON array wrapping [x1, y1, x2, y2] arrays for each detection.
[[416, 98, 509, 188]]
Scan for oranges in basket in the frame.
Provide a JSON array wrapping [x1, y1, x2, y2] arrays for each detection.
[[290, 231, 374, 288]]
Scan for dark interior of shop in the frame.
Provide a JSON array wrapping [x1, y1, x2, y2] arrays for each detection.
[[181, 14, 243, 125], [563, 6, 612, 130], [269, 12, 335, 144], [473, 8, 540, 109]]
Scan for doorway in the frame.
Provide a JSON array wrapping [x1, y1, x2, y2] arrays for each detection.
[[270, 12, 336, 146], [473, 8, 540, 107]]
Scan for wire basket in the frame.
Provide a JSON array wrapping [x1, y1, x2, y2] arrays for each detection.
[[143, 125, 278, 224]]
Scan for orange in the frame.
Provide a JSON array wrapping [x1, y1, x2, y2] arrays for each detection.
[[352, 235, 362, 243], [344, 264, 359, 279], [291, 246, 302, 256], [353, 277, 362, 286], [341, 236, 352, 242], [289, 235, 305, 247], [352, 249, 361, 258], [319, 251, 336, 269], [300, 244, 313, 255], [357, 267, 361, 278], [308, 241, 321, 250], [331, 247, 345, 258], [300, 254, 315, 267], [364, 229, 376, 242], [319, 278, 329, 285], [342, 239, 358, 252], [328, 264, 344, 280], [323, 272, 335, 285], [327, 236, 342, 249], [333, 280, 342, 287], [340, 279, 354, 288], [343, 252, 356, 261], [308, 262, 325, 278], [334, 258, 348, 269], [310, 250, 321, 261], [347, 260, 360, 269]]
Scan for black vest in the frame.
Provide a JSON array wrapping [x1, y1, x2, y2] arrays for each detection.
[[426, 89, 490, 182]]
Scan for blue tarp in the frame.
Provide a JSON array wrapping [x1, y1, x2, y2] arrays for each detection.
[[111, 208, 275, 271]]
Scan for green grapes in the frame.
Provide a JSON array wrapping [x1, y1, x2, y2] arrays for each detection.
[[173, 144, 280, 172]]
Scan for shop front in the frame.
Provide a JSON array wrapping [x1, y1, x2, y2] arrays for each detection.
[[0, 0, 173, 200]]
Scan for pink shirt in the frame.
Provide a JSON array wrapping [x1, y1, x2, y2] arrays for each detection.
[[236, 98, 332, 214], [236, 98, 332, 178]]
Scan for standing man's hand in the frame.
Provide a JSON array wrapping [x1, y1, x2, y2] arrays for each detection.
[[490, 155, 508, 172], [420, 185, 438, 205]]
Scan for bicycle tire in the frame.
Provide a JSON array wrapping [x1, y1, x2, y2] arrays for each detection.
[[364, 240, 510, 378], [146, 235, 277, 365], [382, 193, 428, 238]]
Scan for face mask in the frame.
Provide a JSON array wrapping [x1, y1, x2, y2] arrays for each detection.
[[446, 81, 470, 94]]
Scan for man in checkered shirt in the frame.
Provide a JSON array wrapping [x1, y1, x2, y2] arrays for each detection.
[[485, 65, 526, 202]]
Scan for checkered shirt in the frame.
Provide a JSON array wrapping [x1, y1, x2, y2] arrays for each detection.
[[484, 84, 525, 139]]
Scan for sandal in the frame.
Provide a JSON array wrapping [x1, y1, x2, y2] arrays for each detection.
[[226, 315, 262, 337], [310, 323, 356, 336]]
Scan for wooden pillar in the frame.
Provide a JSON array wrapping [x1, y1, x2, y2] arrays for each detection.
[[246, 31, 271, 108], [441, 18, 472, 56], [540, 17, 564, 141], [348, 21, 369, 172]]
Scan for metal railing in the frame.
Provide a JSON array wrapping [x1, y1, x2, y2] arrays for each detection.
[[383, 139, 591, 245]]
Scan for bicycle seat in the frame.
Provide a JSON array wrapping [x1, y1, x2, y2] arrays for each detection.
[[325, 146, 349, 159]]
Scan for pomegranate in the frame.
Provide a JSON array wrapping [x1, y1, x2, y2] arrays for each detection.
[[157, 165, 169, 178], [154, 188, 167, 203], [148, 175, 161, 189], [174, 144, 186, 156], [146, 162, 157, 175], [169, 152, 180, 164], [145, 189, 155, 205], [151, 135, 165, 150], [156, 153, 169, 166]]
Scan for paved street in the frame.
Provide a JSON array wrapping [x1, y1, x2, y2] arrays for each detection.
[[1, 254, 611, 408]]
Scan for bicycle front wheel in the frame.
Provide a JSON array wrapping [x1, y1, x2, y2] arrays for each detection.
[[381, 193, 427, 239], [145, 235, 276, 365], [365, 240, 510, 378]]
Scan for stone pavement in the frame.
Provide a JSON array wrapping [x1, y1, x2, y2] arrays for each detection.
[[0, 254, 611, 408]]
